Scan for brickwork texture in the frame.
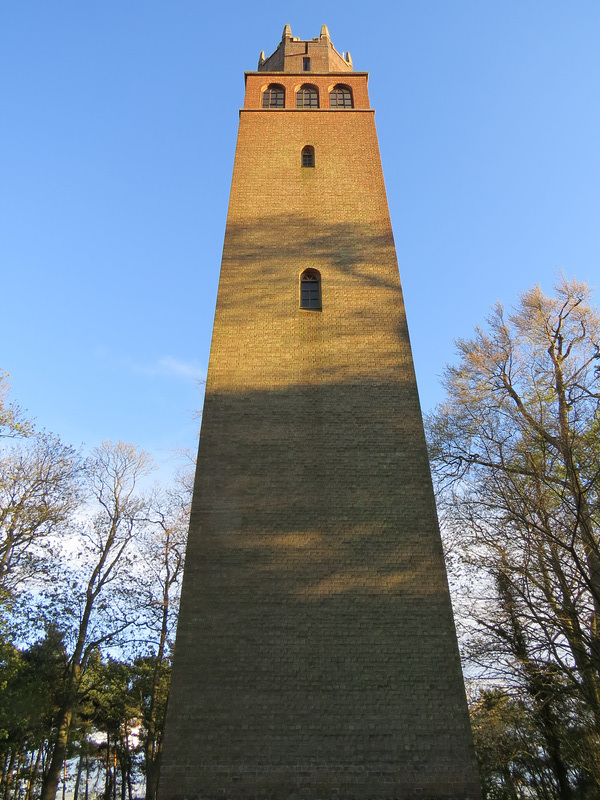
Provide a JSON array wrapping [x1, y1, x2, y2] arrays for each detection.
[[158, 26, 481, 800]]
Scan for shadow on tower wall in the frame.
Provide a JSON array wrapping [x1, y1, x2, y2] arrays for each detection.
[[158, 212, 482, 799]]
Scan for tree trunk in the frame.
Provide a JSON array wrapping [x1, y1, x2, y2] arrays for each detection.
[[145, 757, 160, 800], [72, 748, 84, 800], [498, 571, 573, 798], [3, 751, 16, 800], [120, 758, 126, 800], [121, 724, 131, 800], [0, 753, 8, 791], [104, 734, 111, 800], [40, 700, 74, 800], [9, 749, 24, 800], [25, 746, 42, 800], [144, 575, 171, 800]]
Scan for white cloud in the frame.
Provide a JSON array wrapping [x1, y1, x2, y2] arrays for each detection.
[[132, 355, 206, 380], [94, 348, 206, 382], [144, 356, 205, 379]]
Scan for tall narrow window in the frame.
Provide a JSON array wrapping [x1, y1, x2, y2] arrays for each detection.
[[296, 85, 318, 109], [303, 57, 311, 71], [301, 145, 315, 168], [262, 84, 285, 108], [300, 269, 321, 310], [329, 85, 353, 108]]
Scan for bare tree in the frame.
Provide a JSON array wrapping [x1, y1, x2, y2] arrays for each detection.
[[40, 441, 154, 800], [0, 372, 34, 440], [0, 434, 81, 599], [135, 461, 190, 800], [427, 277, 600, 795]]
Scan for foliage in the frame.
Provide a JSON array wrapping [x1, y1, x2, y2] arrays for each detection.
[[0, 372, 34, 440], [0, 434, 81, 600], [428, 277, 600, 797], [0, 375, 192, 800], [134, 478, 188, 800]]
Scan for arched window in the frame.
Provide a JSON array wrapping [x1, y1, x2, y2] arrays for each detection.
[[296, 85, 319, 109], [301, 145, 315, 168], [329, 85, 353, 108], [262, 84, 285, 108], [300, 269, 321, 310]]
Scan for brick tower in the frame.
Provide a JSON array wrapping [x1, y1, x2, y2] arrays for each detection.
[[159, 25, 481, 800]]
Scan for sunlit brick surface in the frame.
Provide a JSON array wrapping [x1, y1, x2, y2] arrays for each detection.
[[158, 29, 481, 800]]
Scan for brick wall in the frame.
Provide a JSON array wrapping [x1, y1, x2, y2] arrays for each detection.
[[259, 30, 351, 74], [158, 75, 481, 800], [244, 73, 369, 111]]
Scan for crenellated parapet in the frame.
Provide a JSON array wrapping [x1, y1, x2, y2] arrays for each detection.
[[257, 23, 353, 73]]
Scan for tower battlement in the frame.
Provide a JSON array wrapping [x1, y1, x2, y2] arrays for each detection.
[[258, 23, 353, 73]]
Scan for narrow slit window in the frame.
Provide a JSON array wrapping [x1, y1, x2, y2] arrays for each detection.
[[296, 85, 319, 109], [329, 85, 353, 108], [301, 146, 315, 168], [300, 269, 321, 310], [303, 57, 311, 71], [262, 84, 285, 108]]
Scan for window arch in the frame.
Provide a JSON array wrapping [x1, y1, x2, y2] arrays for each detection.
[[262, 84, 285, 108], [296, 84, 319, 109], [301, 145, 315, 168], [329, 85, 353, 108], [300, 269, 321, 310]]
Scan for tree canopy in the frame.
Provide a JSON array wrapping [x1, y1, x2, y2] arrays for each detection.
[[428, 277, 600, 797], [0, 374, 191, 800]]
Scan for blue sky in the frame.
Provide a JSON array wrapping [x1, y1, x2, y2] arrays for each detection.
[[2, 2, 600, 478]]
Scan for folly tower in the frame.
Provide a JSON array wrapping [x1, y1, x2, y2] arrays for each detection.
[[159, 26, 481, 800]]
